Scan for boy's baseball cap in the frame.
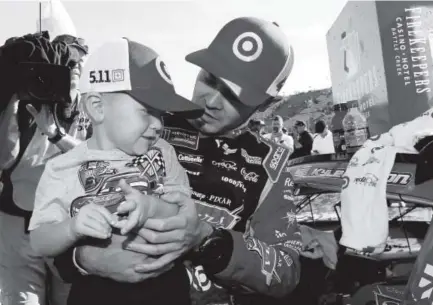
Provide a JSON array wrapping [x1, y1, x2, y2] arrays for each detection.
[[80, 38, 204, 118], [186, 17, 294, 108]]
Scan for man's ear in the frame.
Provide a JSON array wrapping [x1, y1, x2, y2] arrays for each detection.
[[83, 92, 104, 124]]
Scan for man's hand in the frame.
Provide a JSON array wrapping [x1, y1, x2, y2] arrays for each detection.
[[124, 192, 210, 273], [75, 233, 174, 283], [113, 179, 157, 235], [25, 104, 58, 137]]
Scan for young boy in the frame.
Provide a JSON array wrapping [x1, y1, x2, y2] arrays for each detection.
[[28, 38, 204, 305]]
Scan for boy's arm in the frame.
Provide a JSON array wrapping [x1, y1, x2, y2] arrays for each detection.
[[28, 159, 76, 256], [30, 219, 78, 257]]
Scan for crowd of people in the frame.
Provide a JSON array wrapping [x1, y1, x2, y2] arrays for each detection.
[[256, 115, 335, 158], [0, 16, 340, 305]]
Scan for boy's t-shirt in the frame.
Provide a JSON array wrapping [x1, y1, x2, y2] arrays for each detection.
[[29, 138, 190, 231]]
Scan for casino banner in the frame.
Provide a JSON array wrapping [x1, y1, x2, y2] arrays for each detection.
[[327, 1, 433, 136]]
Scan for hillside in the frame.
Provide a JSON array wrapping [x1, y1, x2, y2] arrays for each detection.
[[270, 88, 334, 132]]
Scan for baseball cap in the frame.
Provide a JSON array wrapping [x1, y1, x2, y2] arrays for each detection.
[[53, 34, 89, 55], [186, 17, 294, 107], [80, 38, 204, 118]]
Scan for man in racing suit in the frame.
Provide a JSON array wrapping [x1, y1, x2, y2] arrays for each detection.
[[53, 17, 301, 305]]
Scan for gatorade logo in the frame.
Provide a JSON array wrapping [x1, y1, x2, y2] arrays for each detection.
[[233, 32, 263, 62]]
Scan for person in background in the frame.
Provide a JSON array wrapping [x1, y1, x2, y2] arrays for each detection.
[[0, 32, 89, 305], [290, 120, 313, 159], [311, 119, 335, 155], [262, 115, 294, 154]]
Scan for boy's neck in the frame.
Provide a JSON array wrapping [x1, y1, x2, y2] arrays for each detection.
[[87, 129, 117, 151]]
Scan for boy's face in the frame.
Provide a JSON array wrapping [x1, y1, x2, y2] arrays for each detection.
[[102, 93, 162, 156]]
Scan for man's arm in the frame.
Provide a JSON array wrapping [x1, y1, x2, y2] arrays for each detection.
[[209, 174, 301, 298], [25, 104, 82, 153], [0, 96, 20, 170]]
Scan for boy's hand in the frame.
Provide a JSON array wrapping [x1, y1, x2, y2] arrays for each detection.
[[69, 203, 115, 240], [113, 179, 156, 235]]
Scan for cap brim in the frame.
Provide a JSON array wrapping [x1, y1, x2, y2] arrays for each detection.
[[127, 89, 204, 119], [186, 49, 269, 107]]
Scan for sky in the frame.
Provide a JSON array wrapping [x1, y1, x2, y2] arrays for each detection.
[[0, 0, 348, 99]]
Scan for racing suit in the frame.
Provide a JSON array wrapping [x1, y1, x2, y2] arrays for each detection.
[[53, 116, 302, 305], [161, 116, 302, 305]]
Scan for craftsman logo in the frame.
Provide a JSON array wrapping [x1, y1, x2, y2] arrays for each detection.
[[240, 167, 259, 183], [162, 127, 199, 150], [221, 176, 246, 193], [270, 147, 285, 170], [212, 160, 237, 171], [178, 153, 203, 165], [241, 148, 262, 165], [387, 173, 412, 185], [196, 201, 244, 229], [310, 168, 345, 178], [354, 173, 378, 187]]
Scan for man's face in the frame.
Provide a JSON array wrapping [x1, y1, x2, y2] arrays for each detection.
[[272, 120, 282, 133], [70, 49, 87, 102], [189, 70, 256, 135], [295, 125, 305, 133], [102, 93, 162, 156]]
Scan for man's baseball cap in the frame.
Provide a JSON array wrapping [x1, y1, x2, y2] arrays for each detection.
[[186, 17, 294, 107], [53, 34, 89, 55], [80, 38, 204, 118]]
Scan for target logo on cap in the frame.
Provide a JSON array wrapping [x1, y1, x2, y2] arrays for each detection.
[[232, 32, 263, 62], [155, 57, 173, 85]]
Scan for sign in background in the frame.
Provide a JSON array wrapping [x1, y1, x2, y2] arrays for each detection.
[[327, 1, 433, 136]]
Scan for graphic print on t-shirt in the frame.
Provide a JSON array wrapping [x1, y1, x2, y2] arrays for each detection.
[[70, 147, 166, 217]]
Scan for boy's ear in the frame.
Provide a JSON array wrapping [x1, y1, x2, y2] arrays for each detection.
[[83, 92, 104, 124]]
